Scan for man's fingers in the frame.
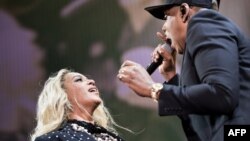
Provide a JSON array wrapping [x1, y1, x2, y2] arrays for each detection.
[[117, 73, 131, 83], [121, 60, 137, 67]]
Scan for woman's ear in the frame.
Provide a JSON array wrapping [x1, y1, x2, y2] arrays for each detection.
[[180, 3, 190, 23]]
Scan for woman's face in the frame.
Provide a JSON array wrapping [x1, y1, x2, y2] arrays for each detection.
[[63, 72, 101, 111]]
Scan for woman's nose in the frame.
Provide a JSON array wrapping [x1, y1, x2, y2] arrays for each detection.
[[87, 79, 95, 85]]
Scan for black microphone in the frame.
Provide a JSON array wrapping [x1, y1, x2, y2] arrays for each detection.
[[146, 43, 173, 75]]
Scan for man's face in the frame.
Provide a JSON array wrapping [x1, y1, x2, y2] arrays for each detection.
[[162, 6, 187, 54]]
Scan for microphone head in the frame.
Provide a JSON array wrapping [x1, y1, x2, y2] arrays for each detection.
[[163, 43, 173, 54]]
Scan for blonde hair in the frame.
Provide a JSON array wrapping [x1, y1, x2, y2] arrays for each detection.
[[30, 69, 123, 141]]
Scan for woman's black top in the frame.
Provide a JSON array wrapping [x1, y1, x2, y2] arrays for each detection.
[[35, 120, 124, 141]]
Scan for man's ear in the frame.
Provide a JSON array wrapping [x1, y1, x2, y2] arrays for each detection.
[[180, 3, 190, 23]]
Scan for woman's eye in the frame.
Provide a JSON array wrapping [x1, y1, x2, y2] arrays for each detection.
[[75, 78, 82, 82]]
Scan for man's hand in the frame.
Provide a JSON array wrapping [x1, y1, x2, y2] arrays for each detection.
[[153, 32, 176, 80], [117, 60, 155, 98]]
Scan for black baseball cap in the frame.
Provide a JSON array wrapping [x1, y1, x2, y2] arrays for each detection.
[[145, 0, 217, 20]]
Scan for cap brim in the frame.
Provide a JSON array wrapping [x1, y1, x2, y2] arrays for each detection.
[[145, 4, 175, 20]]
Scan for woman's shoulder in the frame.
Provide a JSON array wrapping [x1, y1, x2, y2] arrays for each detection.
[[34, 122, 96, 141], [67, 119, 125, 141], [34, 130, 62, 141]]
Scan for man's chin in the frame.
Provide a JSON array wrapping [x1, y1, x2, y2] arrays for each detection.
[[178, 51, 184, 54], [175, 47, 184, 54]]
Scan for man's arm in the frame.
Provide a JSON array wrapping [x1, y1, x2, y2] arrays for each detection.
[[158, 10, 239, 116]]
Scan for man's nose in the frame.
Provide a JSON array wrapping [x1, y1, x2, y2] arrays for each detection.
[[162, 26, 166, 33], [162, 23, 168, 34]]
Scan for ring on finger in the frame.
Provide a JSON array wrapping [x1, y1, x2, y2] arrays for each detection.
[[121, 69, 125, 73], [118, 75, 122, 79]]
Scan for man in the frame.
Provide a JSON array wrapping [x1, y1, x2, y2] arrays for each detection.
[[117, 0, 250, 141]]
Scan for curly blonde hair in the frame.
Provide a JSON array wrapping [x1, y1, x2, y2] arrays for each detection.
[[30, 69, 120, 141]]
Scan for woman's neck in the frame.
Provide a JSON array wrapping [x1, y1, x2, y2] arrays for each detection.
[[68, 113, 94, 124]]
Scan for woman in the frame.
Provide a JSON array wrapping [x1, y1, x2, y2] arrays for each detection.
[[31, 69, 125, 141]]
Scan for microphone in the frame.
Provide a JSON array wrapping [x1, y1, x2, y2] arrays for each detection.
[[146, 43, 173, 75]]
